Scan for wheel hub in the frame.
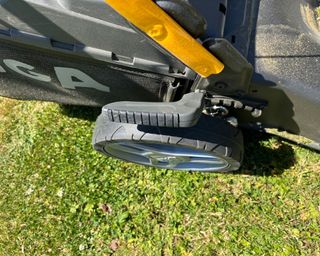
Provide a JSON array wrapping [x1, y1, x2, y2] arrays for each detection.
[[147, 153, 190, 168], [104, 141, 230, 171]]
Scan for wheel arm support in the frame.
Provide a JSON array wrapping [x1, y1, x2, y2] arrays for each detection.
[[102, 92, 205, 128]]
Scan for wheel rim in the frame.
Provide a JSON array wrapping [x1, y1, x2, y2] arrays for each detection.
[[104, 141, 232, 171]]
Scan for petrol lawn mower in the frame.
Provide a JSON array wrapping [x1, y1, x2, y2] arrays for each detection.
[[0, 0, 319, 171]]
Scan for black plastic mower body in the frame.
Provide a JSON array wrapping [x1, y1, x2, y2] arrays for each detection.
[[0, 0, 319, 143]]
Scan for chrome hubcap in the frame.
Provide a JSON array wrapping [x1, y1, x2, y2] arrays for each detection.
[[104, 141, 231, 171], [147, 153, 190, 168]]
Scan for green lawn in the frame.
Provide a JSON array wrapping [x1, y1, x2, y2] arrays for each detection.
[[0, 97, 319, 255]]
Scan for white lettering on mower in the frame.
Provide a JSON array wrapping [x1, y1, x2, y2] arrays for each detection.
[[3, 59, 52, 82], [0, 65, 6, 73], [0, 59, 110, 92]]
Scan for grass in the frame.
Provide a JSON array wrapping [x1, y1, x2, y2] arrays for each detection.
[[0, 97, 319, 256]]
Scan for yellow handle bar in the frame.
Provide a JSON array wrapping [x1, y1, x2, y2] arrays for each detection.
[[105, 0, 224, 77]]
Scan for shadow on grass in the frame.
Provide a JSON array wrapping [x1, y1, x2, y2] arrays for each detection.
[[236, 130, 296, 176], [59, 105, 101, 122]]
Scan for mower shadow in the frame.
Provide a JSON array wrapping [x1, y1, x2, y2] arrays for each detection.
[[235, 130, 296, 176], [59, 105, 101, 122]]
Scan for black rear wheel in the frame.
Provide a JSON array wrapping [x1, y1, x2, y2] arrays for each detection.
[[93, 114, 243, 172]]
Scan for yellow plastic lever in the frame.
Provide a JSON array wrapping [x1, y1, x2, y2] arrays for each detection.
[[104, 0, 224, 77]]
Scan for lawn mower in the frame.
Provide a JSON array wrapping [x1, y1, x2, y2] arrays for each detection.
[[0, 0, 319, 172]]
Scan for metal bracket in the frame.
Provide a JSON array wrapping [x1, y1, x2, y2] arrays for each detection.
[[193, 38, 253, 95]]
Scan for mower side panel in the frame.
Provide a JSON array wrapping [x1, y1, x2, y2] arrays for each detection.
[[0, 40, 171, 106], [245, 0, 320, 142], [0, 0, 193, 105], [0, 0, 187, 74]]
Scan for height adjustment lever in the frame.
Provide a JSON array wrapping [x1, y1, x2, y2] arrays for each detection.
[[102, 92, 205, 128]]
